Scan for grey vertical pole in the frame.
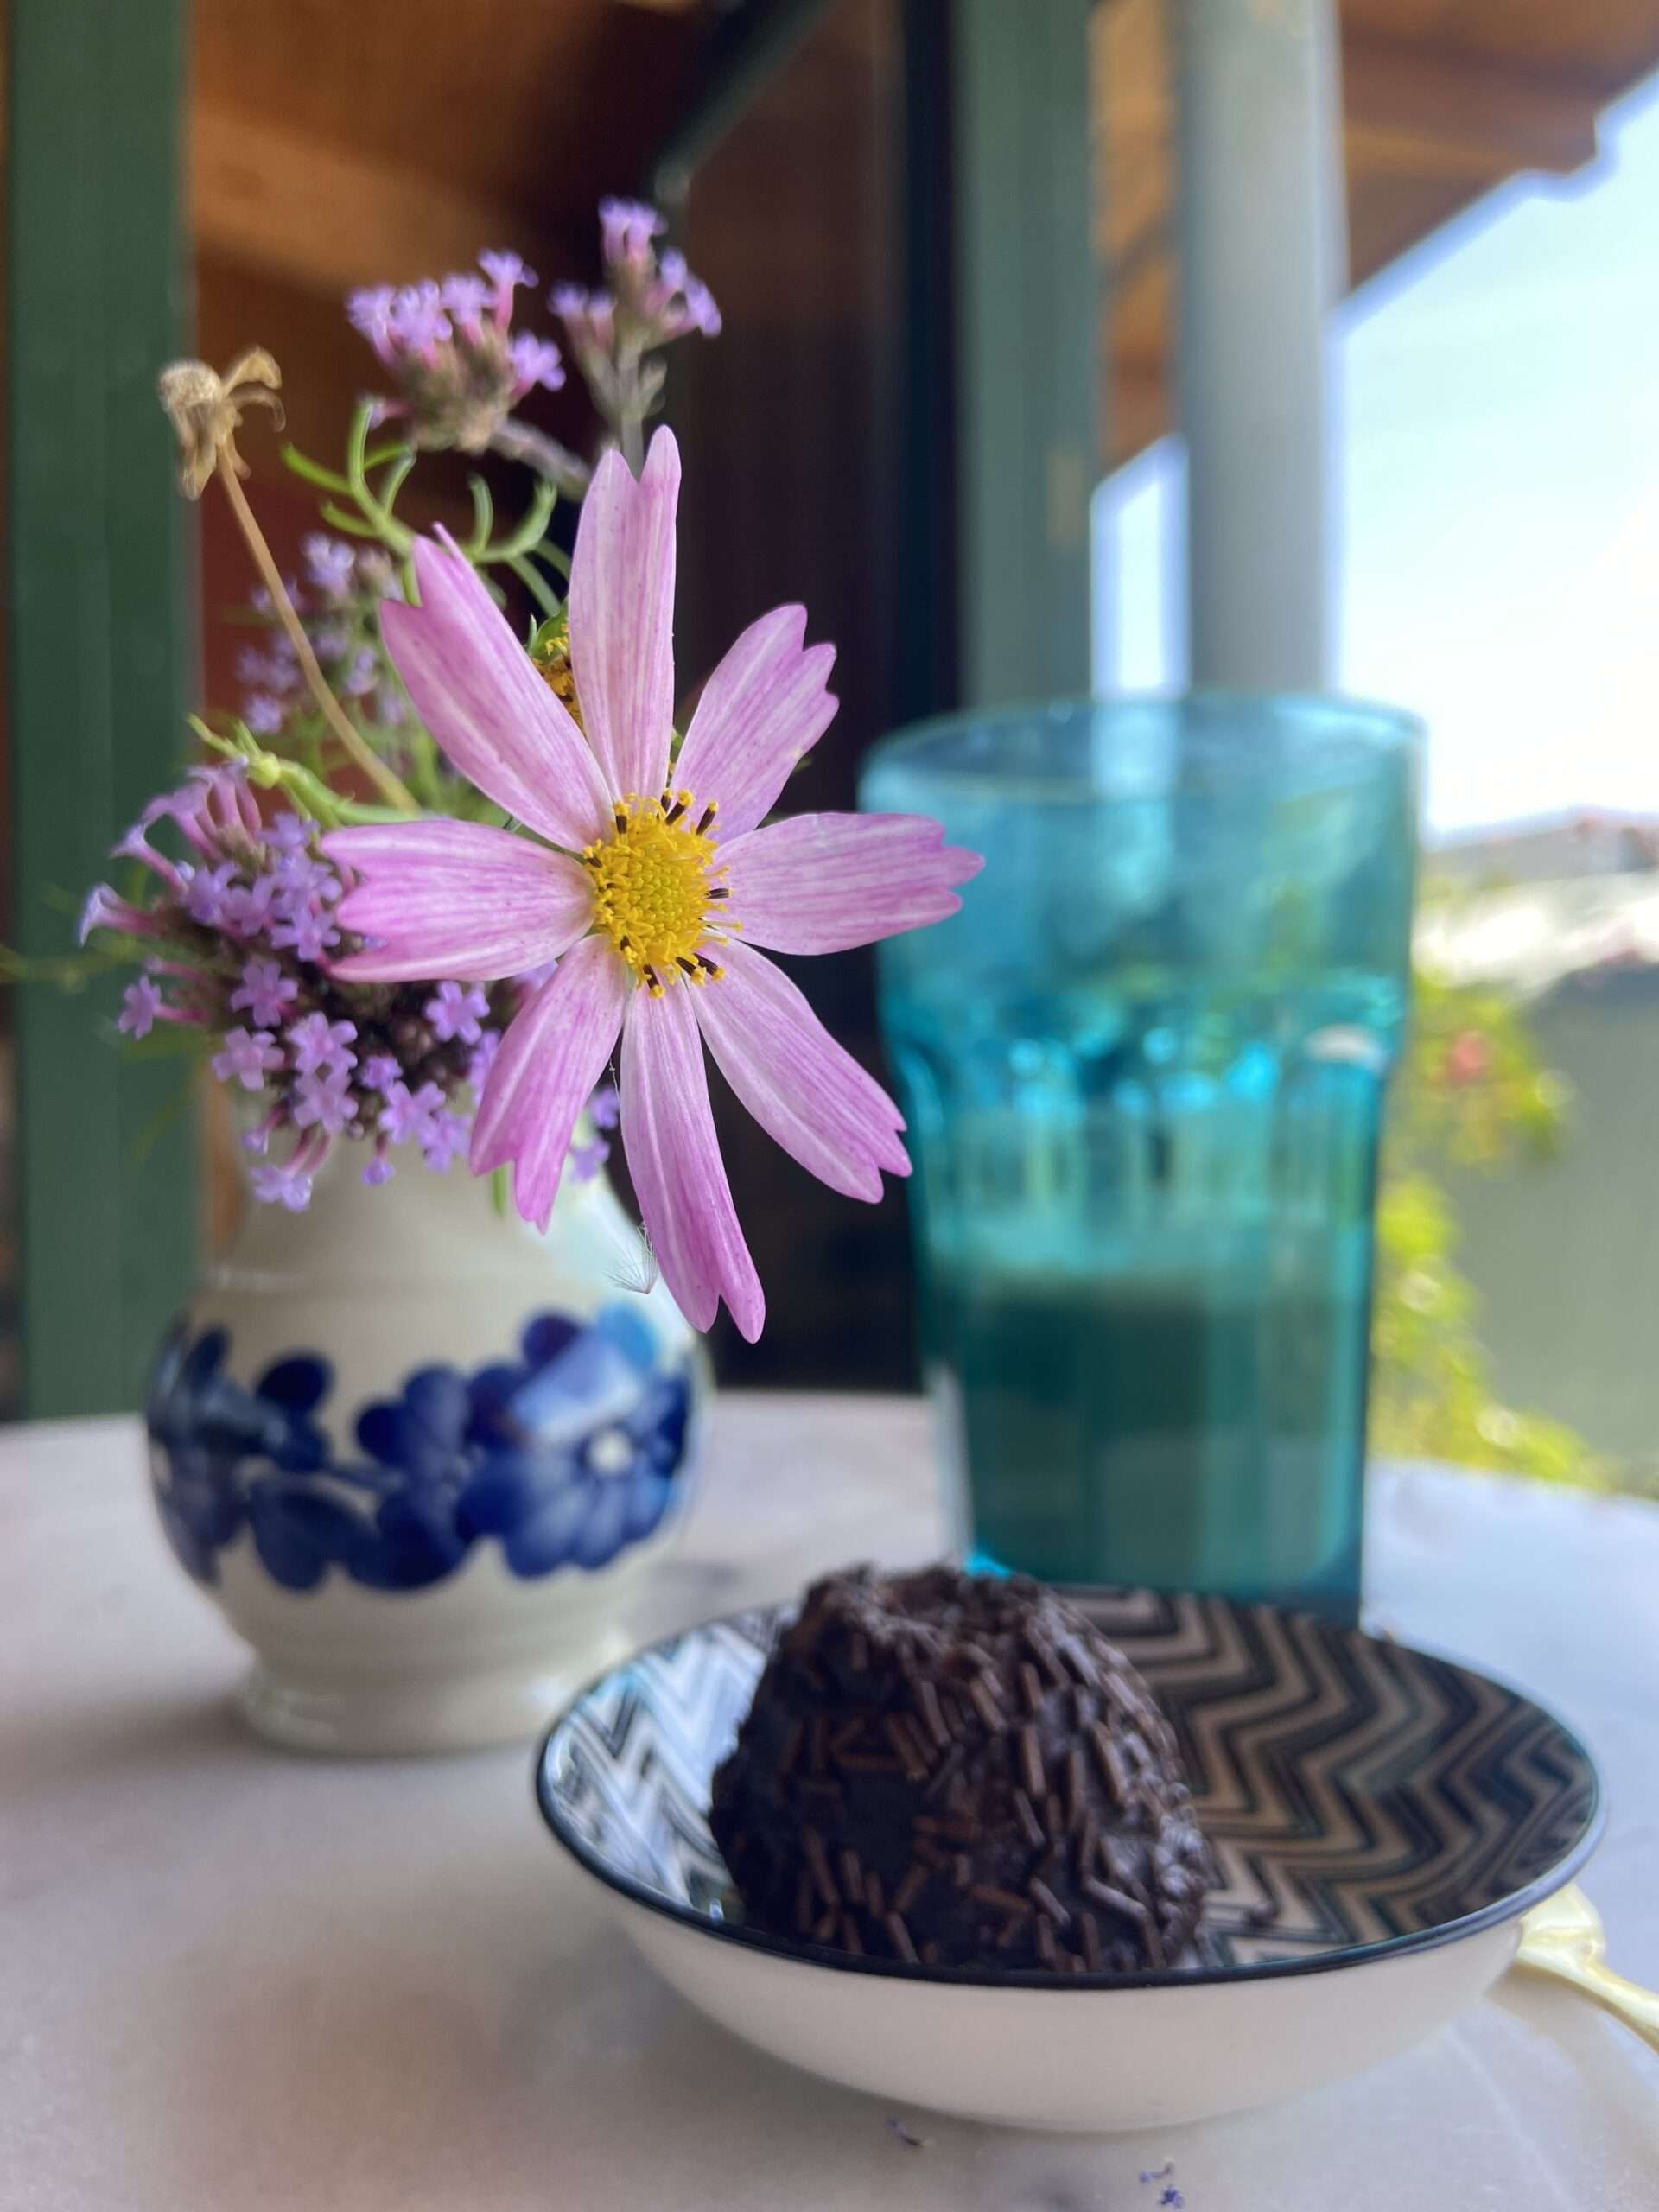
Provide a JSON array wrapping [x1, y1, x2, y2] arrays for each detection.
[[1175, 0, 1346, 689]]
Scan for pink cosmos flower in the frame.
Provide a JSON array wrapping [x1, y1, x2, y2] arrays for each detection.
[[325, 427, 979, 1341]]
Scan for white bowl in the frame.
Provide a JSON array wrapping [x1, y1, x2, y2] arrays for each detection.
[[534, 1591, 1603, 2131]]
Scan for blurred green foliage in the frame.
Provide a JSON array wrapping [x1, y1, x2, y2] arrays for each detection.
[[1370, 964, 1611, 1486]]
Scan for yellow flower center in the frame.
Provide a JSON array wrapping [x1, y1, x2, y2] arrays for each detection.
[[582, 790, 734, 995]]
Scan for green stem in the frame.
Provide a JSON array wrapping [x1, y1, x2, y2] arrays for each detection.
[[476, 476, 558, 564], [505, 551, 561, 619], [213, 461, 418, 813], [344, 399, 413, 556]]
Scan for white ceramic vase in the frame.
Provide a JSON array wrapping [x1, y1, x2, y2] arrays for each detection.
[[145, 1154, 706, 1755]]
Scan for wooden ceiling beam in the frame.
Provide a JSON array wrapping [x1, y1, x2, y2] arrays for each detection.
[[191, 104, 544, 297], [1343, 34, 1604, 181]]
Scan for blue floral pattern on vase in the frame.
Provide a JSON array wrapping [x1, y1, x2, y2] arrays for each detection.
[[146, 1304, 694, 1593]]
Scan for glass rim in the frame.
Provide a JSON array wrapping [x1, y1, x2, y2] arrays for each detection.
[[861, 688, 1425, 802]]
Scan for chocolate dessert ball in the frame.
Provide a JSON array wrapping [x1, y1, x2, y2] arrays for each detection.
[[709, 1565, 1213, 1974]]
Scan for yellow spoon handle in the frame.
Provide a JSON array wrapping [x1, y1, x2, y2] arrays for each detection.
[[1516, 1936, 1659, 2052]]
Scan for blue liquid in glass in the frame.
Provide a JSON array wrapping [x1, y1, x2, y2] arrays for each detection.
[[862, 698, 1419, 1622]]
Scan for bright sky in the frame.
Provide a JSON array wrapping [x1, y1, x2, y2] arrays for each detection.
[[1096, 71, 1659, 838]]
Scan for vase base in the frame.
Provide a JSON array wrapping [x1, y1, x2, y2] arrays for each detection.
[[236, 1635, 637, 1757]]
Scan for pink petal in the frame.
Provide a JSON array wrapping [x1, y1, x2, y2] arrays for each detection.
[[691, 939, 908, 1202], [569, 430, 679, 804], [718, 812, 982, 953], [469, 935, 627, 1231], [325, 821, 593, 981], [672, 606, 837, 839], [381, 534, 608, 849], [620, 985, 763, 1341]]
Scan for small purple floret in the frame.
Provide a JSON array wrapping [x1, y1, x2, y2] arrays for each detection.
[[231, 956, 299, 1028], [212, 1027, 283, 1092], [288, 1012, 358, 1077], [425, 979, 489, 1045], [117, 976, 167, 1039]]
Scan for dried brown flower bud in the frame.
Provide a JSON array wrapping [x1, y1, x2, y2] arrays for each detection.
[[157, 348, 284, 498]]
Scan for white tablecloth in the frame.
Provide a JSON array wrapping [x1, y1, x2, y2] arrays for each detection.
[[3, 1400, 1657, 2209]]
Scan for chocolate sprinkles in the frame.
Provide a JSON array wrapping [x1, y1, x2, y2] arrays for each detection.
[[707, 1563, 1214, 1980]]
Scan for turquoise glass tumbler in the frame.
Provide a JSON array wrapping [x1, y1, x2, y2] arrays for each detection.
[[861, 696, 1421, 1623]]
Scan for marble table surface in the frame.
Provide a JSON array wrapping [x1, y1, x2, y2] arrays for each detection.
[[3, 1397, 1657, 2210]]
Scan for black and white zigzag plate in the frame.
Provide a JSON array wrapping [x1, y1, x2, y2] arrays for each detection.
[[535, 1591, 1603, 2131]]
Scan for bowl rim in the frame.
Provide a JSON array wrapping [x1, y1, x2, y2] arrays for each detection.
[[531, 1599, 1606, 1994]]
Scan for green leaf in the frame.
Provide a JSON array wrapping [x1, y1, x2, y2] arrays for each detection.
[[377, 450, 416, 517], [280, 443, 353, 493], [477, 478, 558, 563], [465, 473, 495, 556], [319, 502, 386, 541], [505, 551, 560, 619]]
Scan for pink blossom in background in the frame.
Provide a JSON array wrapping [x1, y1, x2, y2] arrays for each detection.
[[327, 427, 979, 1342]]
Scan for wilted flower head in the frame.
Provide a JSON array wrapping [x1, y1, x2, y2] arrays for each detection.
[[158, 349, 283, 497], [346, 250, 563, 454]]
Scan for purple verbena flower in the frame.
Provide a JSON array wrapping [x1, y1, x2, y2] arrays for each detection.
[[441, 271, 491, 344], [420, 1108, 470, 1173], [243, 692, 285, 736], [212, 1027, 284, 1092], [269, 906, 341, 961], [508, 333, 565, 397], [467, 1030, 502, 1092], [569, 1136, 610, 1184], [425, 979, 490, 1045], [242, 1106, 282, 1156], [235, 645, 296, 691], [302, 533, 357, 598], [588, 1079, 620, 1131], [195, 760, 264, 841], [117, 976, 168, 1039], [250, 581, 304, 619], [265, 811, 311, 856], [269, 852, 340, 912], [292, 1065, 360, 1135], [362, 1144, 395, 1187], [340, 646, 378, 699], [288, 1012, 358, 1077], [219, 874, 282, 938], [185, 861, 239, 930], [250, 1158, 315, 1211], [360, 1052, 402, 1096], [479, 249, 536, 327], [378, 1078, 445, 1145], [347, 284, 398, 365], [111, 823, 188, 893], [309, 623, 349, 662], [675, 272, 721, 340], [389, 280, 451, 360], [373, 678, 409, 729], [231, 955, 299, 1028], [79, 883, 160, 945], [599, 197, 664, 272], [550, 284, 616, 359]]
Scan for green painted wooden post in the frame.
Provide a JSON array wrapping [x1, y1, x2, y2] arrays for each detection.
[[951, 0, 1097, 707], [8, 0, 197, 1414]]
